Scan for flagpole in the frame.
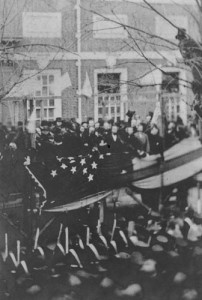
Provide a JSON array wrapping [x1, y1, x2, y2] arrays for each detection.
[[76, 0, 82, 123], [159, 91, 165, 212]]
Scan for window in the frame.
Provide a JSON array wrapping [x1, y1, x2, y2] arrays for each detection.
[[97, 73, 122, 121], [161, 94, 181, 121], [28, 73, 57, 121], [35, 74, 55, 97], [98, 73, 120, 93], [156, 15, 188, 40], [23, 12, 62, 38], [93, 14, 128, 39], [161, 72, 179, 93]]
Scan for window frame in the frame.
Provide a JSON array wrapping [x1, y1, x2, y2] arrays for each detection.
[[94, 68, 128, 121]]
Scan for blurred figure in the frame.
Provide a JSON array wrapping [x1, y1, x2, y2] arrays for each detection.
[[176, 116, 188, 140], [124, 126, 138, 155], [0, 122, 6, 154], [6, 125, 16, 146], [106, 125, 124, 153], [165, 121, 179, 149], [35, 120, 48, 144], [126, 110, 135, 126], [148, 124, 164, 158], [188, 123, 198, 137], [134, 123, 150, 155], [103, 121, 111, 138], [53, 117, 63, 136], [95, 121, 104, 136], [13, 121, 31, 153], [131, 119, 138, 133], [145, 111, 153, 133], [71, 118, 80, 134], [118, 121, 127, 141], [88, 126, 97, 149], [81, 122, 88, 130], [88, 119, 95, 128], [135, 115, 142, 127]]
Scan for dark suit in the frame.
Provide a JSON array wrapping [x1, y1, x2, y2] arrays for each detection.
[[124, 134, 139, 155], [148, 134, 164, 157], [106, 134, 124, 153]]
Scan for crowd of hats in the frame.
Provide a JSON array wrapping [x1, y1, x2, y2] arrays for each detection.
[[1, 195, 202, 300]]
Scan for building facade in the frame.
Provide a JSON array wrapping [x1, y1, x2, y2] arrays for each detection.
[[0, 0, 199, 126]]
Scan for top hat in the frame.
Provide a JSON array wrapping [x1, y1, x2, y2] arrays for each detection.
[[175, 28, 186, 40], [55, 117, 62, 123], [41, 120, 48, 127], [126, 110, 136, 118]]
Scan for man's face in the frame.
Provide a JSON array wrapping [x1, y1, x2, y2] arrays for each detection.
[[131, 119, 137, 127], [89, 127, 95, 134], [112, 126, 118, 134], [56, 121, 62, 127], [61, 127, 66, 134], [138, 124, 143, 132], [89, 120, 95, 127], [95, 122, 100, 129], [104, 122, 109, 130], [128, 127, 133, 135], [42, 128, 49, 135], [83, 123, 88, 129], [151, 127, 158, 135], [80, 126, 85, 133]]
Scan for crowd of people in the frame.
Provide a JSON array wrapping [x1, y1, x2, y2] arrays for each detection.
[[0, 111, 199, 208], [0, 111, 199, 164]]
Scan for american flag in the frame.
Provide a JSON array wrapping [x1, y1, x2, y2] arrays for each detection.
[[26, 149, 133, 211]]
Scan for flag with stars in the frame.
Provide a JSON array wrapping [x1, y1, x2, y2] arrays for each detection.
[[26, 150, 133, 212]]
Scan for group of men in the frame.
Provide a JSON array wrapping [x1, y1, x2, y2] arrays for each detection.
[[0, 111, 192, 163], [35, 115, 166, 161]]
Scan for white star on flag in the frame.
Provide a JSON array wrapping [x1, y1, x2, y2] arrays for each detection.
[[80, 158, 86, 166], [88, 174, 94, 182], [99, 154, 104, 159], [56, 156, 63, 162], [71, 166, 77, 174], [91, 162, 97, 169], [61, 163, 67, 170], [83, 168, 87, 175], [51, 170, 57, 177]]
